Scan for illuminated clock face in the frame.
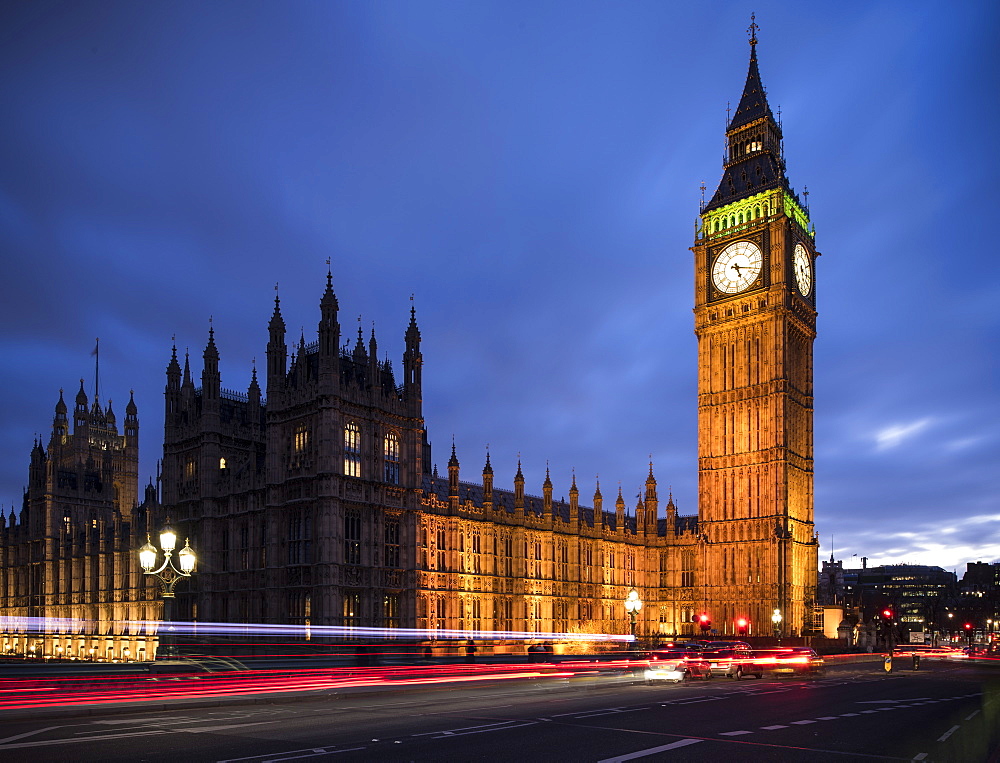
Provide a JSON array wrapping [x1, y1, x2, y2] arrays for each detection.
[[712, 240, 762, 294], [793, 243, 812, 296]]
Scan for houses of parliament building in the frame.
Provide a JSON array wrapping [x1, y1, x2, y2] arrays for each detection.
[[0, 28, 820, 660]]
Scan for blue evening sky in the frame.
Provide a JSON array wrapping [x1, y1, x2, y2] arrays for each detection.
[[1, 1, 997, 573]]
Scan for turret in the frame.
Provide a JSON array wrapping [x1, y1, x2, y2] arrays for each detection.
[[201, 323, 220, 403], [569, 470, 579, 525], [29, 439, 46, 490], [514, 459, 525, 512], [403, 302, 422, 410], [104, 399, 116, 429], [368, 324, 379, 380], [74, 379, 89, 431], [248, 361, 261, 408], [318, 267, 341, 368], [482, 450, 494, 508], [542, 465, 552, 517], [643, 462, 658, 535], [615, 486, 625, 532], [594, 478, 604, 528], [165, 343, 181, 419], [52, 389, 68, 441], [448, 441, 460, 509], [266, 291, 287, 393], [125, 390, 138, 445], [666, 491, 677, 534]]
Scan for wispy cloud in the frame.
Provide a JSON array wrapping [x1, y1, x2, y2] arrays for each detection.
[[875, 418, 932, 451]]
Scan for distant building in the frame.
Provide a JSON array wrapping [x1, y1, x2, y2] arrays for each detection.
[[822, 559, 957, 638]]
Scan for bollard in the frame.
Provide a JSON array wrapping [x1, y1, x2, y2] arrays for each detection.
[[912, 653, 920, 670]]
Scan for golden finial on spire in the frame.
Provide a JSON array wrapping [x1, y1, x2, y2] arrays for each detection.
[[748, 12, 758, 48]]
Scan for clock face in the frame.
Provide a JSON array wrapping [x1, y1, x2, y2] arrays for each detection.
[[712, 240, 763, 294], [793, 243, 812, 296]]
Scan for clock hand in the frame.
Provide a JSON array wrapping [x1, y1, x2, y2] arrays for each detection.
[[731, 263, 742, 275]]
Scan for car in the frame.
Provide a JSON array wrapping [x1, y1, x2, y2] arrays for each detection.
[[753, 647, 824, 676], [702, 646, 761, 679], [644, 650, 713, 684], [701, 640, 751, 650]]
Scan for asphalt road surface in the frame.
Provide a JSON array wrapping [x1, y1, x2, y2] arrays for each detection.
[[0, 660, 996, 762]]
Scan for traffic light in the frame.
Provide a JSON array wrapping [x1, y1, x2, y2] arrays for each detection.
[[964, 623, 973, 631], [698, 613, 711, 632], [882, 608, 893, 620], [736, 618, 748, 636]]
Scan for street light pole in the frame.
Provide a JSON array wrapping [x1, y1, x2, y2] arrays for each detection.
[[139, 525, 196, 659], [624, 589, 643, 648], [772, 608, 782, 645]]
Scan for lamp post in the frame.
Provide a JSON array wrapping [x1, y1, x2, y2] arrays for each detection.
[[139, 526, 196, 659], [624, 589, 643, 646], [772, 608, 782, 644]]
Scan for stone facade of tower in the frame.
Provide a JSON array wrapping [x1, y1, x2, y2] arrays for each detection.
[[0, 384, 163, 660], [692, 27, 820, 636]]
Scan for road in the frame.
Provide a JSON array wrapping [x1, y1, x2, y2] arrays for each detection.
[[0, 660, 996, 762]]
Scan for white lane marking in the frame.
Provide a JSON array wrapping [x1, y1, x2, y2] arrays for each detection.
[[840, 713, 860, 717], [0, 729, 170, 750], [181, 722, 280, 734], [790, 720, 816, 725], [411, 720, 523, 737], [860, 710, 879, 714], [965, 709, 981, 720], [912, 753, 928, 761], [937, 725, 960, 742], [597, 738, 702, 762], [0, 726, 62, 745], [719, 730, 752, 736], [817, 716, 838, 720], [761, 725, 788, 730], [217, 746, 367, 762], [431, 720, 537, 739]]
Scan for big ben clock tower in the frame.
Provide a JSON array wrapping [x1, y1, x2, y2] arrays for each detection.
[[693, 19, 819, 637]]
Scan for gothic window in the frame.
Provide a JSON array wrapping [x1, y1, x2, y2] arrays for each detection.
[[383, 431, 399, 484], [470, 598, 482, 632], [344, 510, 361, 565], [288, 512, 311, 566], [221, 527, 231, 570], [681, 550, 695, 587], [184, 457, 196, 480], [342, 592, 361, 625], [239, 523, 249, 570], [471, 531, 481, 574], [436, 528, 446, 570], [293, 425, 310, 454], [344, 422, 361, 477], [219, 457, 227, 469], [383, 593, 399, 627], [384, 518, 400, 568], [500, 535, 513, 576]]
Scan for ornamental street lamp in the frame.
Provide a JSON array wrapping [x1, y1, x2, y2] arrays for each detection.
[[624, 589, 643, 643], [139, 525, 196, 659], [772, 608, 782, 643]]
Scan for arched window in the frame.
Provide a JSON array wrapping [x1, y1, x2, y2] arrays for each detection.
[[384, 431, 399, 484], [754, 205, 761, 219], [344, 422, 361, 477]]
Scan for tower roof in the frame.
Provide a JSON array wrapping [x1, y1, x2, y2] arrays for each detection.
[[728, 32, 776, 132], [704, 20, 789, 213]]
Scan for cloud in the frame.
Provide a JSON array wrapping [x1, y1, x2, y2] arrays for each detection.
[[875, 418, 932, 451]]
